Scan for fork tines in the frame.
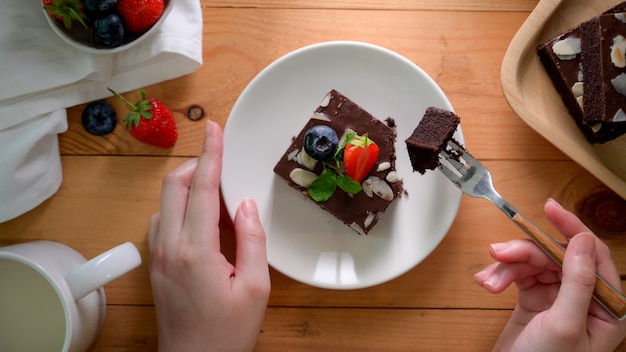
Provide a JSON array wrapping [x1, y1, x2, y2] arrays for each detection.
[[437, 140, 472, 181]]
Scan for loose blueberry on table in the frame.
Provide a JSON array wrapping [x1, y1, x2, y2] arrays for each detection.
[[81, 101, 117, 136]]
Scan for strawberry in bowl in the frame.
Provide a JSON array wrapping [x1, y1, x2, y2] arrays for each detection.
[[116, 0, 165, 34]]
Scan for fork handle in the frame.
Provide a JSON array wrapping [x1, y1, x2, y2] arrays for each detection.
[[512, 213, 626, 321]]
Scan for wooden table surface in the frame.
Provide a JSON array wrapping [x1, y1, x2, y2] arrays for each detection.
[[2, 0, 626, 350]]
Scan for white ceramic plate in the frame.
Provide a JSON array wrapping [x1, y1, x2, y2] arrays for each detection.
[[222, 41, 463, 289]]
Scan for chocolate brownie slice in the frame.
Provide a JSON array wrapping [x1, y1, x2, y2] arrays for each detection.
[[273, 89, 402, 235], [405, 107, 460, 174]]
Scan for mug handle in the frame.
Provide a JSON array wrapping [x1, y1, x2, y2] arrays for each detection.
[[66, 242, 142, 300]]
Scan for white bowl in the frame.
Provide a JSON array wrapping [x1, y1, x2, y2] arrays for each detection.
[[42, 0, 172, 54]]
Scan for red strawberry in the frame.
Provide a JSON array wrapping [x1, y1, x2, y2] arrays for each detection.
[[343, 134, 379, 183], [116, 0, 164, 34], [43, 0, 88, 29], [109, 88, 178, 149]]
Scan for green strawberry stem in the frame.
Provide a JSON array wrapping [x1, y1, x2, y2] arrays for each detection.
[[43, 0, 88, 29], [108, 87, 154, 129], [67, 7, 87, 29], [350, 133, 373, 148]]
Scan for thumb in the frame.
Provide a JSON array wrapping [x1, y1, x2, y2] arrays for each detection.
[[551, 233, 597, 330]]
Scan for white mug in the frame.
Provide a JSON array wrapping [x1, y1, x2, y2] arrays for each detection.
[[0, 240, 142, 352]]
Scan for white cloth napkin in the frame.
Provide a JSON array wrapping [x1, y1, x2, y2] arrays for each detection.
[[0, 0, 203, 222]]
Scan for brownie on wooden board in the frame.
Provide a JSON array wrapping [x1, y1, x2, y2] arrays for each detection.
[[536, 2, 626, 143], [581, 13, 626, 125]]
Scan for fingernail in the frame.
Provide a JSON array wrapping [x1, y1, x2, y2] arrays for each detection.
[[489, 242, 509, 255], [473, 270, 488, 284], [573, 233, 595, 258], [484, 272, 501, 289], [206, 120, 215, 134], [240, 198, 259, 220], [547, 197, 564, 209]]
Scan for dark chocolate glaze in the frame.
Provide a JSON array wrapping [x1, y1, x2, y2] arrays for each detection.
[[273, 89, 402, 235]]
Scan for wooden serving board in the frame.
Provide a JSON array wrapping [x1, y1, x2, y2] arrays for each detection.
[[501, 0, 626, 199]]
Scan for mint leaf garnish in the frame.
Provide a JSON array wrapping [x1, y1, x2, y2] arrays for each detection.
[[335, 131, 357, 160], [308, 169, 337, 202], [337, 174, 361, 195]]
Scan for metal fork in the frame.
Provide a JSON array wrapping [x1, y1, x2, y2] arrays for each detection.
[[438, 140, 626, 321]]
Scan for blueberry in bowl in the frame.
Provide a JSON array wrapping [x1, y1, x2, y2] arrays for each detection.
[[94, 13, 125, 48], [84, 0, 117, 13]]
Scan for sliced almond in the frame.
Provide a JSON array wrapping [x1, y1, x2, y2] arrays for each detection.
[[287, 149, 299, 161], [577, 68, 583, 82], [377, 161, 391, 172], [310, 112, 330, 122], [289, 168, 318, 188], [337, 128, 356, 150], [552, 37, 581, 60], [363, 212, 376, 228], [297, 147, 318, 170], [611, 72, 626, 97], [349, 223, 365, 235], [592, 122, 602, 133], [571, 81, 584, 98], [611, 35, 626, 68], [614, 108, 626, 123], [319, 93, 332, 108], [385, 171, 400, 183], [371, 177, 394, 201], [362, 177, 374, 198]]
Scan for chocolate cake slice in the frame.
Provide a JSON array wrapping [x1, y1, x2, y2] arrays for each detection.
[[581, 13, 626, 125], [536, 2, 626, 143], [273, 89, 402, 235], [405, 107, 460, 174]]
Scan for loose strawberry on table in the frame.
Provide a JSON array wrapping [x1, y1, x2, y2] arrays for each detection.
[[109, 88, 177, 149], [116, 0, 164, 34]]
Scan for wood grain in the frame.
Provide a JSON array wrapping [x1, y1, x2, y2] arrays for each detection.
[[93, 305, 626, 351], [92, 305, 512, 351], [60, 8, 564, 161], [203, 0, 539, 12], [1, 157, 623, 308]]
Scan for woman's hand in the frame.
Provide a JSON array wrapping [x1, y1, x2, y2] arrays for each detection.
[[149, 121, 270, 352], [474, 198, 626, 351]]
